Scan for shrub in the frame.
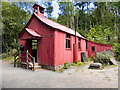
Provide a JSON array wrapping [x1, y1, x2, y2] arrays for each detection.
[[70, 62, 77, 66], [94, 50, 115, 64], [77, 62, 84, 65], [59, 67, 64, 72], [86, 57, 94, 62], [64, 62, 69, 69], [117, 55, 120, 62]]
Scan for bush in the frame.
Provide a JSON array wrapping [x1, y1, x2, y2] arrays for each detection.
[[1, 49, 18, 59], [70, 62, 77, 66], [117, 55, 120, 62], [77, 62, 84, 65], [64, 62, 69, 69], [95, 50, 115, 64], [86, 57, 94, 62]]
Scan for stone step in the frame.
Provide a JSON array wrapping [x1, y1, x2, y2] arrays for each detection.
[[110, 58, 117, 65], [89, 63, 102, 69], [34, 65, 41, 70], [28, 62, 38, 67], [28, 62, 41, 71], [30, 65, 41, 71]]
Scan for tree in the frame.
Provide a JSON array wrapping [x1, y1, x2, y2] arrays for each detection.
[[2, 2, 31, 53], [44, 2, 53, 18], [58, 2, 75, 29]]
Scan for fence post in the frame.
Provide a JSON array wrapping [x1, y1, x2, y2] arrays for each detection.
[[26, 50, 28, 69]]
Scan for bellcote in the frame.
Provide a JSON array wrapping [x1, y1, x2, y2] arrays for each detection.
[[33, 3, 45, 15]]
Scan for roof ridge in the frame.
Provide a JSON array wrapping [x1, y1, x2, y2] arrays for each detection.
[[33, 12, 85, 39], [42, 15, 75, 31]]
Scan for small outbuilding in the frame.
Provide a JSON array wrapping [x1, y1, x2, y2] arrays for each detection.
[[18, 3, 112, 70]]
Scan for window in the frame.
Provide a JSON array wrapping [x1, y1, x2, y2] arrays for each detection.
[[91, 46, 95, 51], [66, 34, 71, 49], [32, 40, 37, 50], [78, 38, 81, 49]]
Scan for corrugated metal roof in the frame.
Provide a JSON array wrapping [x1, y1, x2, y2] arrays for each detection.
[[25, 28, 41, 37], [34, 13, 85, 39]]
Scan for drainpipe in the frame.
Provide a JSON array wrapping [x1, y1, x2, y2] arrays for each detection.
[[73, 16, 78, 63]]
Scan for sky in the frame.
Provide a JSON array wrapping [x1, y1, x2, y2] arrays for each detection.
[[38, 0, 60, 18], [38, 0, 95, 19]]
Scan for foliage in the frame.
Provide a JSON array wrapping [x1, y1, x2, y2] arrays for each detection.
[[12, 2, 34, 14], [85, 25, 114, 44], [94, 50, 114, 64], [58, 2, 75, 29], [77, 61, 84, 65], [113, 43, 120, 54], [112, 43, 120, 61], [0, 49, 18, 61], [57, 2, 120, 60], [2, 2, 31, 53], [2, 56, 14, 62], [44, 2, 53, 18], [70, 62, 77, 66], [117, 55, 120, 62], [64, 62, 69, 69], [1, 1, 120, 62], [86, 57, 94, 62], [63, 61, 85, 69]]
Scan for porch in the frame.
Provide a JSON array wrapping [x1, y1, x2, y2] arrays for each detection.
[[14, 50, 41, 71]]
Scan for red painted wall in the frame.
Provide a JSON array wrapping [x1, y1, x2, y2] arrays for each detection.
[[87, 40, 112, 57], [19, 14, 112, 67], [19, 39, 31, 62], [25, 15, 55, 66], [54, 30, 88, 66], [19, 15, 55, 66], [19, 29, 34, 40]]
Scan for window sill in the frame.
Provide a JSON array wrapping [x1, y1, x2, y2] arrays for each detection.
[[78, 49, 81, 51], [66, 48, 71, 50]]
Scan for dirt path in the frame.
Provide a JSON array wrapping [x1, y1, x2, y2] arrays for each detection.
[[2, 61, 118, 88]]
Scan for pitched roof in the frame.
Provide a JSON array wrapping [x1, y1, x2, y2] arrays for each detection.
[[25, 28, 41, 37], [33, 12, 85, 39]]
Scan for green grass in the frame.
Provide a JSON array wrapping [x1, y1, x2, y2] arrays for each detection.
[[2, 56, 14, 62]]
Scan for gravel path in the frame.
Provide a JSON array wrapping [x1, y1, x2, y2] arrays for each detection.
[[2, 61, 118, 88]]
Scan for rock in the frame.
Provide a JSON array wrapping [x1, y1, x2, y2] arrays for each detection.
[[109, 58, 117, 65], [89, 63, 102, 69]]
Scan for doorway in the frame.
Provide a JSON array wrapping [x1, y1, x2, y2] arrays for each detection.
[[31, 40, 37, 62], [81, 52, 87, 62]]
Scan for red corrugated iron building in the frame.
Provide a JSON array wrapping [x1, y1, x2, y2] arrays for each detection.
[[18, 3, 112, 70]]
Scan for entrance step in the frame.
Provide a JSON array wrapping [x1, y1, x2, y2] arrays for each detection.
[[28, 62, 41, 71], [28, 62, 38, 67], [34, 65, 41, 71]]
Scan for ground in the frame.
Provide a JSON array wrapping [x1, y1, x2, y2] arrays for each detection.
[[1, 60, 119, 88]]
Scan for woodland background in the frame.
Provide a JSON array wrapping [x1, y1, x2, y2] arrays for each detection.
[[1, 2, 120, 61]]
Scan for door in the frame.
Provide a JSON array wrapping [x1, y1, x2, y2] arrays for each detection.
[[31, 40, 37, 62], [81, 52, 87, 62]]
